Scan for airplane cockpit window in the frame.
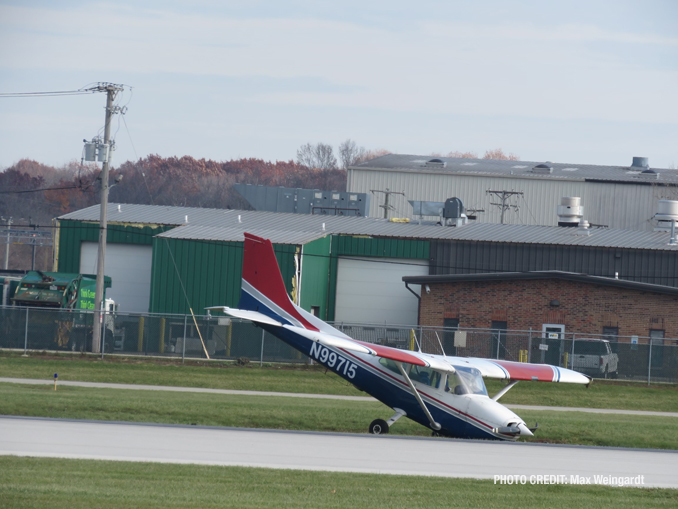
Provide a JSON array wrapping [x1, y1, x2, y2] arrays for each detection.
[[379, 357, 400, 374], [409, 365, 441, 388], [447, 366, 487, 396], [379, 359, 441, 388]]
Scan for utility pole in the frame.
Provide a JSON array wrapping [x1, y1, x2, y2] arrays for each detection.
[[371, 189, 405, 219], [92, 84, 123, 354], [2, 217, 12, 270], [486, 190, 523, 224], [30, 219, 36, 270]]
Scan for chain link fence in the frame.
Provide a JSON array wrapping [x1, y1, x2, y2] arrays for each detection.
[[1, 306, 676, 384]]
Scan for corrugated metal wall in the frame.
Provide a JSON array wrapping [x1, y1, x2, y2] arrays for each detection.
[[56, 220, 171, 273], [299, 236, 332, 320], [431, 240, 678, 287], [149, 238, 297, 315], [348, 169, 675, 231], [326, 235, 430, 321]]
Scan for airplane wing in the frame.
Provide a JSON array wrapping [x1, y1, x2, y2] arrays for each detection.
[[211, 303, 458, 373], [447, 356, 591, 384], [207, 233, 587, 385], [205, 306, 282, 327]]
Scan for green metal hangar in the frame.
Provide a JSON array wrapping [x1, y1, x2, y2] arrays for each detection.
[[55, 203, 438, 325]]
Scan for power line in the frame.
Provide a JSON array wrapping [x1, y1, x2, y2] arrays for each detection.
[[0, 183, 90, 194], [0, 90, 98, 98]]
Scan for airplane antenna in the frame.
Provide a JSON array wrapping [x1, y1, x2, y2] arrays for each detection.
[[434, 331, 447, 358], [410, 329, 422, 353]]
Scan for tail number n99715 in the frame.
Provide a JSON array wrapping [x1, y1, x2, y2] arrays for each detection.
[[309, 342, 357, 379]]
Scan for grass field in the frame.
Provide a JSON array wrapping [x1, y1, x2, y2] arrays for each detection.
[[1, 382, 677, 449], [2, 352, 677, 412], [1, 456, 676, 509]]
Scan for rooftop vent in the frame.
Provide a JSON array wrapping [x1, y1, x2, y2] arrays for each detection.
[[630, 157, 649, 169], [532, 163, 553, 174], [557, 197, 584, 227], [442, 197, 468, 227], [655, 200, 678, 245], [425, 158, 447, 168], [639, 168, 660, 179], [574, 220, 591, 236]]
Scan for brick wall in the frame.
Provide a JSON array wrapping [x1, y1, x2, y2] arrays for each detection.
[[419, 278, 678, 340]]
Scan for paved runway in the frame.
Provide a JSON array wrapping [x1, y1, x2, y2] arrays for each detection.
[[3, 378, 677, 417], [1, 416, 676, 488]]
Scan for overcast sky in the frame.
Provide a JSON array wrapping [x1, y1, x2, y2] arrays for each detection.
[[1, 0, 677, 170]]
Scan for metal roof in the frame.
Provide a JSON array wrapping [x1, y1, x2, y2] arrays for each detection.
[[157, 225, 328, 245], [59, 203, 678, 251], [350, 154, 678, 185], [403, 270, 678, 296]]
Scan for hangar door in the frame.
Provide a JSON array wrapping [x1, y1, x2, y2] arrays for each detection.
[[334, 257, 428, 326], [79, 242, 153, 313]]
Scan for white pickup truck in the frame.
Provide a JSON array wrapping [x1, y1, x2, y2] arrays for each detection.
[[569, 339, 619, 379]]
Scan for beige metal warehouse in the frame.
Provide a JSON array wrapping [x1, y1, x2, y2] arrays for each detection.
[[348, 155, 678, 231]]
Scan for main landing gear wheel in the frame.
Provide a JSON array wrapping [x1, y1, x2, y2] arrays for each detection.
[[369, 419, 389, 435]]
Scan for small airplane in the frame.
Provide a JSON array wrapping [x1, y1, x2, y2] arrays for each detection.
[[208, 233, 591, 440]]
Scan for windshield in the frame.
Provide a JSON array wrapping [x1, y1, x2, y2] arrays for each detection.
[[448, 366, 488, 396]]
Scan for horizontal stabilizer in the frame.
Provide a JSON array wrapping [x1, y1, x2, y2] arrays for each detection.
[[283, 325, 375, 355], [206, 306, 283, 327]]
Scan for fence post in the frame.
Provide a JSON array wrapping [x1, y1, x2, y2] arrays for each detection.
[[647, 339, 652, 386], [182, 314, 187, 364], [100, 308, 106, 360], [571, 333, 576, 369], [23, 307, 29, 355], [527, 327, 532, 363], [137, 317, 144, 352], [260, 329, 265, 367], [495, 330, 500, 359]]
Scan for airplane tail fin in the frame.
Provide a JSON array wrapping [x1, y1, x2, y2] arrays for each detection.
[[233, 233, 350, 338], [236, 233, 315, 331]]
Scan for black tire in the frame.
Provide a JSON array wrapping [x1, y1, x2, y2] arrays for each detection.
[[369, 419, 389, 435]]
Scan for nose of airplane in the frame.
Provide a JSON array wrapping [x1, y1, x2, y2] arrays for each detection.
[[517, 422, 533, 436]]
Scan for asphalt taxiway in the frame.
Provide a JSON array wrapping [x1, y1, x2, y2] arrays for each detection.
[[1, 416, 676, 488]]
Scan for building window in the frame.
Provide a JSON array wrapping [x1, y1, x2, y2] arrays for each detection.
[[491, 320, 507, 360], [443, 318, 459, 356], [602, 326, 618, 341]]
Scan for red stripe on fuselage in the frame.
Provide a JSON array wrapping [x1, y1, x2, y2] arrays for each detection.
[[491, 360, 555, 381], [341, 348, 495, 432], [242, 233, 318, 331]]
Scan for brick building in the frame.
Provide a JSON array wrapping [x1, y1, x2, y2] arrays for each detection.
[[404, 271, 678, 341], [403, 271, 678, 380]]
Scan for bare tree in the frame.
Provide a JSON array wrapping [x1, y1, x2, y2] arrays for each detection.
[[296, 143, 338, 170], [447, 150, 479, 158], [338, 139, 368, 169], [483, 148, 520, 161]]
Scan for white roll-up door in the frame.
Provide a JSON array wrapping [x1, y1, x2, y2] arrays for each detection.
[[334, 257, 428, 326], [79, 242, 152, 313]]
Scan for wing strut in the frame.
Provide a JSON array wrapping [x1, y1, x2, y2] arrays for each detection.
[[492, 380, 519, 402], [396, 362, 441, 431]]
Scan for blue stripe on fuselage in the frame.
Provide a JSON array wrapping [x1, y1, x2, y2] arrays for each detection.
[[260, 323, 501, 440]]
